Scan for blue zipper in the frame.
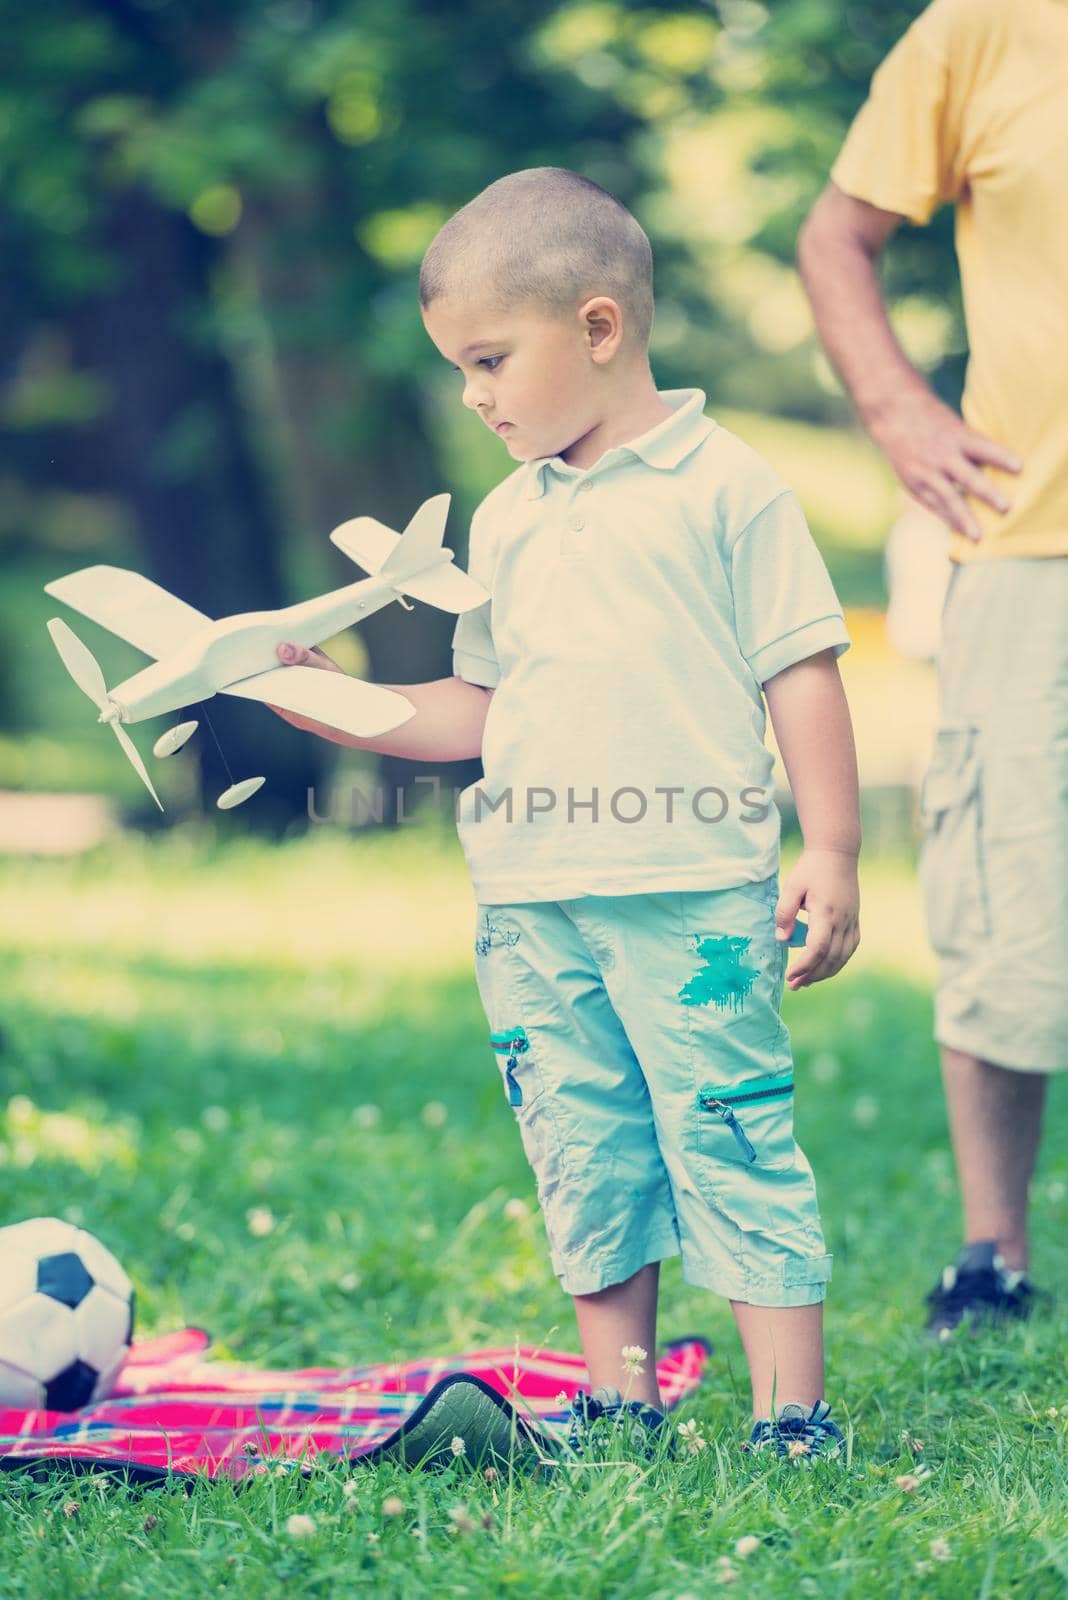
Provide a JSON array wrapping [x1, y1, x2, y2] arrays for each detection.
[[490, 1027, 529, 1107], [699, 1074, 794, 1164]]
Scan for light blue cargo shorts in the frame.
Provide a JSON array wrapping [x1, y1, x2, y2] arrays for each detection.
[[472, 874, 832, 1305]]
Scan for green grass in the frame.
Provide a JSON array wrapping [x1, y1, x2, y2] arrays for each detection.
[[0, 828, 1065, 1598]]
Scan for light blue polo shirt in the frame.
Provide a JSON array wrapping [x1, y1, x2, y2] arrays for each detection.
[[451, 387, 851, 905]]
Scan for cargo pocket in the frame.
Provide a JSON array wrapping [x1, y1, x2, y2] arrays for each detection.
[[917, 724, 992, 953], [696, 1071, 796, 1171]]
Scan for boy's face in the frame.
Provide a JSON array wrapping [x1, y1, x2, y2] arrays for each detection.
[[421, 294, 607, 462]]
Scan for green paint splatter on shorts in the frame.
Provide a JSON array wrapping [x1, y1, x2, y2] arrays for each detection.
[[679, 934, 759, 1013]]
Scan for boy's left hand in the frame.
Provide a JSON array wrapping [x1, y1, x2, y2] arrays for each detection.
[[774, 848, 860, 990]]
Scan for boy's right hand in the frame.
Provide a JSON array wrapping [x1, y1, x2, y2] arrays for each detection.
[[276, 642, 342, 673], [267, 641, 345, 730]]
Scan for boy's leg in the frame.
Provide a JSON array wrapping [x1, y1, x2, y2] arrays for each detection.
[[601, 884, 834, 1422], [471, 899, 682, 1402], [572, 1261, 663, 1409], [940, 1045, 1047, 1271], [730, 1301, 823, 1420]]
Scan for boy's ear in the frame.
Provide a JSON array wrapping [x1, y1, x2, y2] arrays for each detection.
[[578, 296, 624, 362]]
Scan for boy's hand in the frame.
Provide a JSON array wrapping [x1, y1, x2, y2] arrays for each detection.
[[276, 641, 343, 672], [267, 641, 344, 730], [774, 847, 860, 990]]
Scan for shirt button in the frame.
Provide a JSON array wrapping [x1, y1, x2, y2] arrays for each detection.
[[576, 480, 593, 493], [568, 514, 585, 531]]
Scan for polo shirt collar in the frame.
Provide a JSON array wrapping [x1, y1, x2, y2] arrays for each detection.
[[523, 388, 714, 500]]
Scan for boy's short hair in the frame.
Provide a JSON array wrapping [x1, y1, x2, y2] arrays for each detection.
[[420, 167, 654, 349]]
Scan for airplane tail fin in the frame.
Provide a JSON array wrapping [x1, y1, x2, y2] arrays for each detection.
[[330, 495, 488, 613], [378, 494, 451, 586]]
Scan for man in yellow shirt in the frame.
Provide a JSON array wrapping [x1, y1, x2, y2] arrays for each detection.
[[798, 0, 1067, 1336]]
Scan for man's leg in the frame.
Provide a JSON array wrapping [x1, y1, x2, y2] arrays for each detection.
[[941, 1045, 1047, 1271]]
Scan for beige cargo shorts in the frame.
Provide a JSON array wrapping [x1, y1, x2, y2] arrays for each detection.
[[918, 555, 1068, 1073]]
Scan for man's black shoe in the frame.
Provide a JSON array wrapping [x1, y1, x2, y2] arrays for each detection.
[[924, 1240, 1050, 1340]]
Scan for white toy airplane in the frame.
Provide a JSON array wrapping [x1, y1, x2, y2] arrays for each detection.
[[44, 493, 488, 811]]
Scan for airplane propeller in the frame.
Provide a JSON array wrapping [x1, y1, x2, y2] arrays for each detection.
[[46, 618, 163, 812]]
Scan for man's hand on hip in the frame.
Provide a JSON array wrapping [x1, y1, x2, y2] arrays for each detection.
[[870, 388, 1023, 543]]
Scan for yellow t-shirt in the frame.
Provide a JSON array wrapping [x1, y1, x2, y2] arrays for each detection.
[[831, 0, 1068, 563]]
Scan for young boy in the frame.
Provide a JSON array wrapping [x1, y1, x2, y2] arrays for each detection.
[[272, 168, 862, 1459]]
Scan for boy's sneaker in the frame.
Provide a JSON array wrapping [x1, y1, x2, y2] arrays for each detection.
[[923, 1241, 1049, 1340], [747, 1400, 845, 1461], [565, 1386, 676, 1462]]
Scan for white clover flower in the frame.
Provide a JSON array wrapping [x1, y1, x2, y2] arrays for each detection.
[[246, 1206, 275, 1237], [621, 1344, 647, 1375], [734, 1534, 762, 1559], [448, 1505, 477, 1535], [285, 1513, 316, 1539], [341, 1478, 359, 1499], [421, 1101, 448, 1128], [381, 1495, 404, 1517], [677, 1418, 708, 1455], [715, 1556, 739, 1585], [353, 1104, 381, 1129], [555, 1390, 570, 1407], [450, 1436, 466, 1457], [929, 1537, 952, 1562], [337, 1271, 361, 1293], [503, 1198, 529, 1221]]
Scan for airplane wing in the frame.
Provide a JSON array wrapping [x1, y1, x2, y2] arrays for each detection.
[[44, 567, 212, 660], [222, 664, 415, 739]]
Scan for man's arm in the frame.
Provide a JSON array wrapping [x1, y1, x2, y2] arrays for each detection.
[[797, 182, 1021, 541], [763, 647, 861, 989], [267, 643, 492, 762]]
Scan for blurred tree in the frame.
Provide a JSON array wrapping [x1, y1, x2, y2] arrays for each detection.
[[722, 0, 967, 414]]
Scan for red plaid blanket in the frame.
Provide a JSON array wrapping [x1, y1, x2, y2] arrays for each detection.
[[0, 1329, 711, 1482]]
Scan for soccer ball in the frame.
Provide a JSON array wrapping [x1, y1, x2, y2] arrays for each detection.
[[0, 1217, 135, 1410]]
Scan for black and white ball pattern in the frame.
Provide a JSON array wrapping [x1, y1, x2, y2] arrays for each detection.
[[0, 1217, 135, 1410]]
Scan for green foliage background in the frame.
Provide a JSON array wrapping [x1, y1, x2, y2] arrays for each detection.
[[2, 0, 956, 819]]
